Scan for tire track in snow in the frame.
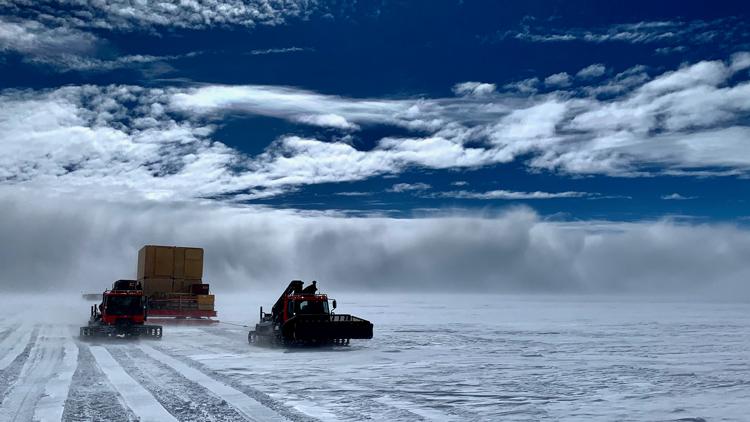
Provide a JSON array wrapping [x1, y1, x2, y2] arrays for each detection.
[[106, 344, 248, 422], [0, 325, 63, 421], [0, 327, 38, 404], [152, 337, 318, 422], [62, 342, 138, 422], [0, 324, 33, 370], [33, 328, 78, 422], [138, 344, 289, 422], [89, 345, 178, 422]]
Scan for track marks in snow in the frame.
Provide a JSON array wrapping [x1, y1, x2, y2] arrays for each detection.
[[0, 327, 37, 407], [89, 346, 178, 422], [0, 325, 70, 422], [32, 328, 78, 421], [138, 344, 288, 422], [62, 343, 138, 422], [0, 324, 33, 370], [106, 345, 249, 422]]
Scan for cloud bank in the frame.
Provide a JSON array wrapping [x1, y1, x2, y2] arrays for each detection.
[[1, 193, 749, 300]]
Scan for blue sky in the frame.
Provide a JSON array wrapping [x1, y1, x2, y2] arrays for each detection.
[[3, 1, 750, 295], [1, 1, 750, 221]]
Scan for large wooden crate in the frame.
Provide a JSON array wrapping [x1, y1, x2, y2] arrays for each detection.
[[138, 245, 204, 281]]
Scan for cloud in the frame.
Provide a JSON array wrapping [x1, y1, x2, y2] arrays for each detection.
[[502, 18, 748, 47], [0, 17, 198, 72], [249, 47, 311, 55], [0, 17, 98, 56], [388, 183, 431, 193], [576, 64, 606, 79], [432, 190, 590, 200], [451, 181, 469, 187], [662, 193, 696, 200], [334, 191, 372, 196], [544, 72, 571, 88], [2, 194, 750, 301], [2, 53, 750, 202], [3, 0, 320, 31], [503, 78, 539, 94], [452, 82, 497, 97]]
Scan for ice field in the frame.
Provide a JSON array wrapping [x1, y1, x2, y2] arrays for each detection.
[[1, 293, 749, 421]]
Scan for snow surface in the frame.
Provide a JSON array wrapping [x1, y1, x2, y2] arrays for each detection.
[[0, 293, 749, 421]]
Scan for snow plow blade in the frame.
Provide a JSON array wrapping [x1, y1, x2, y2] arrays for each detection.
[[281, 314, 373, 341], [80, 324, 163, 339]]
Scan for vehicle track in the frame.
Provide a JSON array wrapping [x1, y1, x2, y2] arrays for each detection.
[[0, 327, 38, 403], [89, 345, 177, 422], [62, 342, 138, 422], [138, 344, 289, 422], [149, 340, 319, 422], [0, 323, 33, 370], [33, 326, 78, 421], [0, 325, 65, 421], [107, 344, 252, 422]]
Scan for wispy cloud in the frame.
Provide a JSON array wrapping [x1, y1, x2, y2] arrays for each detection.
[[0, 17, 198, 72], [0, 17, 98, 60], [432, 190, 590, 200], [500, 18, 748, 47], [248, 47, 312, 55], [662, 193, 697, 200], [334, 191, 373, 196], [388, 183, 432, 193], [2, 0, 319, 31]]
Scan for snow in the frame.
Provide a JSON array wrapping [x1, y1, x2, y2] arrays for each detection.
[[0, 293, 750, 421], [137, 344, 288, 422], [89, 346, 178, 422], [33, 329, 78, 421], [0, 324, 32, 370]]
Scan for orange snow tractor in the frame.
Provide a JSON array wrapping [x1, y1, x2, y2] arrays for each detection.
[[80, 280, 163, 339], [249, 280, 373, 346]]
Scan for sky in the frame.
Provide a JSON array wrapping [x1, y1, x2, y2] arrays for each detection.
[[1, 1, 750, 297]]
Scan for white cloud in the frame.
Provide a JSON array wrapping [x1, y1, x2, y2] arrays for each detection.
[[503, 77, 539, 94], [0, 17, 98, 56], [452, 82, 497, 97], [505, 18, 746, 46], [544, 72, 571, 88], [334, 191, 372, 196], [0, 17, 198, 72], [388, 183, 431, 193], [2, 53, 750, 201], [576, 64, 606, 79], [4, 0, 319, 31], [434, 190, 590, 200], [662, 193, 696, 200], [249, 47, 310, 55]]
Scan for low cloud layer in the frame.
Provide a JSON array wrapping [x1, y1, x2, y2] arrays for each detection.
[[1, 193, 749, 300]]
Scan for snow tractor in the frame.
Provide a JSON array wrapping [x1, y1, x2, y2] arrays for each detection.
[[248, 280, 373, 346], [80, 280, 163, 339]]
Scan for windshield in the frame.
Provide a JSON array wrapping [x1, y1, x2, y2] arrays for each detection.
[[296, 300, 329, 315], [106, 296, 143, 316]]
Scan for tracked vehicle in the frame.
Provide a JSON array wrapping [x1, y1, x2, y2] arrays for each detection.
[[249, 280, 373, 346], [80, 279, 163, 339]]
